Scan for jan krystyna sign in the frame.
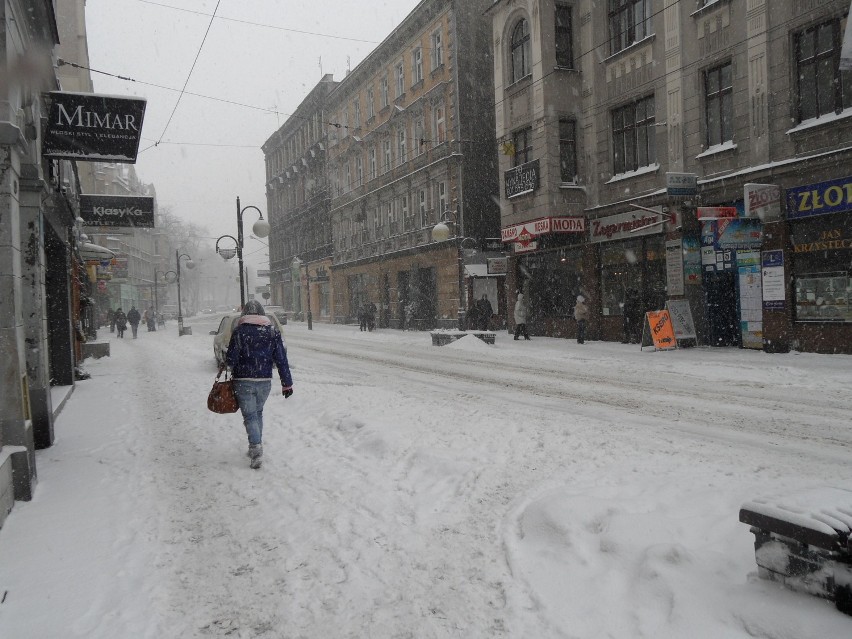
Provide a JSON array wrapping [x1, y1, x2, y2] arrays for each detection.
[[43, 92, 147, 162], [79, 195, 155, 228]]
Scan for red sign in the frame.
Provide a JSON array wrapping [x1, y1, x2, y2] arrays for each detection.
[[97, 280, 107, 292], [697, 206, 738, 220], [502, 216, 585, 242]]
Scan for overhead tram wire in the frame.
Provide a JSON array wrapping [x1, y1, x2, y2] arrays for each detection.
[[155, 0, 223, 147], [132, 0, 381, 45]]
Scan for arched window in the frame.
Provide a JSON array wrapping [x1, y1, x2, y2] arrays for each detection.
[[510, 19, 531, 83]]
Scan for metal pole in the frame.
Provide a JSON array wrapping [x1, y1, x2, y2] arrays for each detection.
[[176, 250, 183, 336], [153, 276, 159, 332], [304, 262, 313, 330], [236, 196, 246, 309], [457, 237, 465, 330]]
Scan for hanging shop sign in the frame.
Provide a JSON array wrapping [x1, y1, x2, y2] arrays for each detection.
[[744, 183, 782, 221], [665, 239, 684, 297], [256, 269, 271, 277], [589, 207, 664, 243], [79, 194, 155, 228], [487, 257, 508, 275], [786, 175, 852, 220], [43, 92, 147, 162], [504, 159, 540, 198], [665, 172, 698, 197]]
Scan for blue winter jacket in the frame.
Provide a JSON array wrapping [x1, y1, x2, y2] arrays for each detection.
[[225, 316, 293, 389]]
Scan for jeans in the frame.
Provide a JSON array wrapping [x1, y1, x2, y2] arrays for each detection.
[[233, 380, 271, 446]]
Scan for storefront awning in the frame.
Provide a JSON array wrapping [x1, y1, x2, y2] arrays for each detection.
[[79, 241, 115, 261]]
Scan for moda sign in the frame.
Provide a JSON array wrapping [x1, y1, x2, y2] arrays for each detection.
[[501, 216, 585, 243], [79, 194, 155, 228], [43, 92, 147, 162]]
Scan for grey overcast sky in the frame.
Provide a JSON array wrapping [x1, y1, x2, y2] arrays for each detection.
[[84, 0, 422, 269]]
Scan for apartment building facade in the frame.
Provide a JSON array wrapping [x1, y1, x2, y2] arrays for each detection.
[[263, 75, 338, 322], [489, 0, 852, 353], [325, 0, 501, 329]]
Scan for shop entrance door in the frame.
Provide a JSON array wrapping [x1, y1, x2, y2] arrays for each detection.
[[704, 271, 740, 346]]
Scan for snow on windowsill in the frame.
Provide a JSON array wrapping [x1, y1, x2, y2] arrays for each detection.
[[786, 108, 852, 135], [605, 163, 660, 184], [559, 182, 586, 191], [696, 140, 737, 159]]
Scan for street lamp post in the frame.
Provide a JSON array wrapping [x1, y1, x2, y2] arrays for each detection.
[[173, 250, 195, 336], [216, 197, 270, 309], [152, 269, 168, 331], [432, 208, 476, 330], [291, 257, 312, 330]]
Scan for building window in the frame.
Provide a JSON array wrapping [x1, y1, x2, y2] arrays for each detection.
[[352, 99, 361, 129], [432, 102, 446, 144], [511, 19, 532, 83], [395, 61, 405, 98], [413, 115, 425, 156], [608, 0, 652, 55], [380, 76, 389, 108], [559, 119, 577, 182], [795, 19, 852, 122], [345, 162, 352, 191], [705, 62, 733, 147], [397, 127, 407, 165], [373, 207, 380, 235], [436, 181, 447, 214], [383, 139, 392, 174], [403, 194, 413, 230], [412, 47, 423, 85], [418, 188, 429, 228], [612, 95, 656, 175], [355, 156, 363, 187], [555, 5, 574, 69], [366, 87, 374, 120], [513, 127, 533, 166], [431, 29, 443, 70], [369, 146, 377, 179]]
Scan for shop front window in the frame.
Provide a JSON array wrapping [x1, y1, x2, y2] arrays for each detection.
[[600, 236, 665, 316], [518, 250, 584, 330]]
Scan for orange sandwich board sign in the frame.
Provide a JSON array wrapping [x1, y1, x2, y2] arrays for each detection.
[[640, 310, 678, 351]]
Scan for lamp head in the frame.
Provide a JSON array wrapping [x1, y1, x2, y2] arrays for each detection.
[[185, 260, 195, 270], [218, 247, 237, 261], [252, 217, 270, 238], [432, 221, 451, 242]]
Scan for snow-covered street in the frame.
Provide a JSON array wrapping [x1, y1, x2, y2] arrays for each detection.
[[1, 317, 850, 638]]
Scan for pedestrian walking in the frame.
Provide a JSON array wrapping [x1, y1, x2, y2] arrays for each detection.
[[622, 288, 642, 344], [475, 294, 493, 331], [145, 307, 156, 332], [574, 294, 589, 344], [513, 293, 530, 340], [114, 307, 127, 338], [224, 300, 293, 469], [107, 308, 116, 333], [358, 303, 367, 331], [366, 301, 377, 331], [127, 306, 141, 339]]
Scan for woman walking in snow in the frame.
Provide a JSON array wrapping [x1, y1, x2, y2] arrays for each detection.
[[224, 301, 294, 469], [114, 307, 127, 338]]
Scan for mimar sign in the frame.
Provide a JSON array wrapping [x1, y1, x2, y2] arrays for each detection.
[[79, 195, 155, 228], [43, 92, 147, 162]]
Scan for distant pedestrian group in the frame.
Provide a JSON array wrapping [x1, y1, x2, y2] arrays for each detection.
[[359, 301, 377, 331]]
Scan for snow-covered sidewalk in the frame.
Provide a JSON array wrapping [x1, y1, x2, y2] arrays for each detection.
[[1, 318, 850, 638]]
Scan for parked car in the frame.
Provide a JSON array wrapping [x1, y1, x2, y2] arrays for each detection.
[[210, 313, 285, 367], [264, 305, 288, 325]]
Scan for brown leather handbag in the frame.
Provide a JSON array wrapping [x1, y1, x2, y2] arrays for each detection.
[[207, 369, 239, 413]]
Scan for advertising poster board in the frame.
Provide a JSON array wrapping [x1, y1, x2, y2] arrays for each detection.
[[666, 299, 697, 341], [738, 251, 764, 349], [641, 310, 677, 351], [665, 239, 684, 296], [761, 250, 785, 310]]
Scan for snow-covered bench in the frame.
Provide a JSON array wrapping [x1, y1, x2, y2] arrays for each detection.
[[739, 487, 852, 615]]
